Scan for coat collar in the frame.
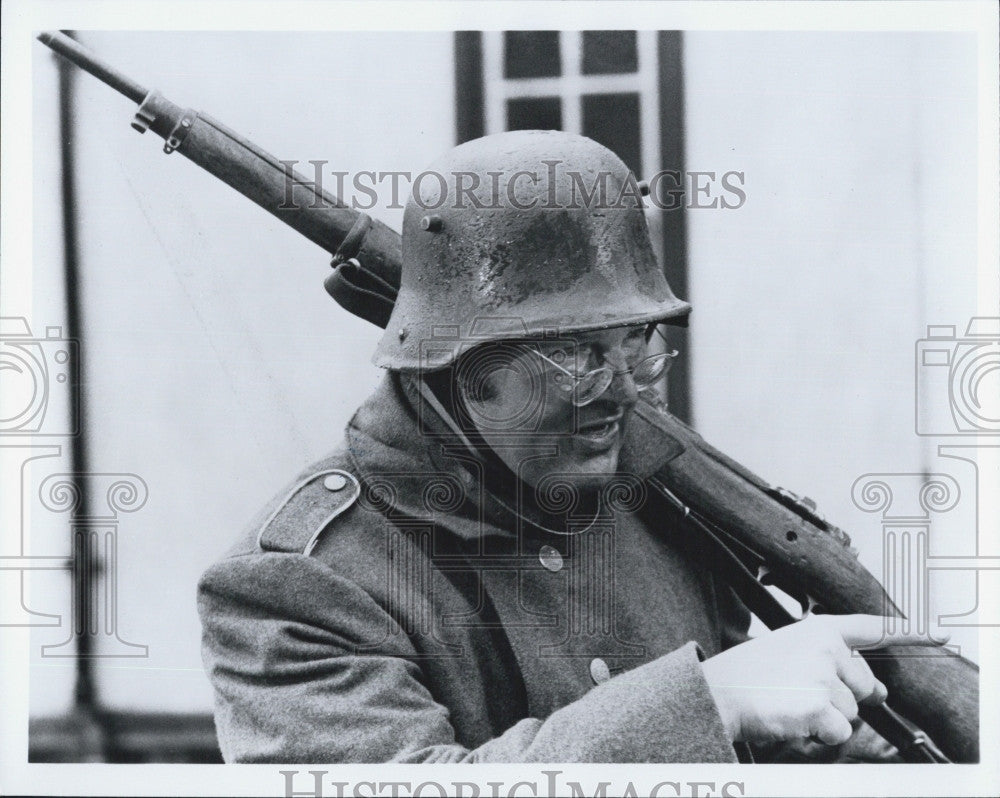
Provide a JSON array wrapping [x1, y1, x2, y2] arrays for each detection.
[[344, 372, 685, 541], [344, 373, 512, 541]]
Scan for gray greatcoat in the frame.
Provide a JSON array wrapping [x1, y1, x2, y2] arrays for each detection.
[[198, 374, 889, 763]]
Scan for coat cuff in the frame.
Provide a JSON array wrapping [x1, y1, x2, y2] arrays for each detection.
[[526, 641, 738, 762]]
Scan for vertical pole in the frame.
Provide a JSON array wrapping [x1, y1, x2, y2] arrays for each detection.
[[657, 31, 691, 423], [56, 30, 106, 758]]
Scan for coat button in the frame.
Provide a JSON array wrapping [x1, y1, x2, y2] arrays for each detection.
[[590, 658, 611, 685], [538, 544, 563, 572], [323, 474, 348, 492]]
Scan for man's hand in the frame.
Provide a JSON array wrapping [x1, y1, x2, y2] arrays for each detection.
[[701, 614, 948, 745]]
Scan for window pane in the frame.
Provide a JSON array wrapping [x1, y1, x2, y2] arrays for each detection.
[[504, 31, 561, 78], [582, 31, 638, 75], [581, 92, 641, 175], [507, 97, 563, 131]]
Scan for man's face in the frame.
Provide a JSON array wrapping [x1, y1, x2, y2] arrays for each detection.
[[460, 324, 649, 493]]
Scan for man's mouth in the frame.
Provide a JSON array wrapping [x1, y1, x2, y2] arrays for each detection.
[[574, 411, 624, 447]]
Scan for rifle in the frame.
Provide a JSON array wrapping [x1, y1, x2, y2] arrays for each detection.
[[36, 31, 400, 331], [38, 30, 978, 764]]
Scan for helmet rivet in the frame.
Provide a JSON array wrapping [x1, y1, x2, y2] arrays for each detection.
[[398, 327, 408, 341], [420, 214, 443, 233], [637, 180, 650, 197]]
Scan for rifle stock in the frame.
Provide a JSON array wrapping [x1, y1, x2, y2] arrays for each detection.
[[40, 31, 978, 763]]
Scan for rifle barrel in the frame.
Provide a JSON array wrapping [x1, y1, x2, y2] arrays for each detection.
[[38, 31, 148, 104], [36, 30, 403, 328]]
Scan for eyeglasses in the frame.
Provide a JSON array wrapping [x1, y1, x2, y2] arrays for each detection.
[[527, 345, 679, 407]]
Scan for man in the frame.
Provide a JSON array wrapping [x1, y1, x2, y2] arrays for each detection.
[[198, 131, 930, 763]]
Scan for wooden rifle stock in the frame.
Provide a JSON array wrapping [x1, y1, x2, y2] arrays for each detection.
[[41, 31, 978, 763]]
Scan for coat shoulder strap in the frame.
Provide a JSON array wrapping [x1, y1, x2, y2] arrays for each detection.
[[256, 469, 361, 556]]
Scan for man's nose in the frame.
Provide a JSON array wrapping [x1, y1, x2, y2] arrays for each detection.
[[602, 351, 640, 407]]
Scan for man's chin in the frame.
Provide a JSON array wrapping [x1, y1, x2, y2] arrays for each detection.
[[561, 445, 624, 491]]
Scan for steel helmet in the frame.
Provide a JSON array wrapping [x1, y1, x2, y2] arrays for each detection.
[[374, 130, 691, 371]]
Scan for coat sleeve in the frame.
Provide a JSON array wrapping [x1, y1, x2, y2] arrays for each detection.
[[198, 551, 738, 764]]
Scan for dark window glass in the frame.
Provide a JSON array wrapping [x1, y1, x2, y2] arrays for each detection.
[[507, 97, 563, 132], [504, 31, 561, 78], [582, 30, 638, 75], [581, 92, 641, 175]]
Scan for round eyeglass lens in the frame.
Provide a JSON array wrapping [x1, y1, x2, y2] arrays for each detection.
[[573, 369, 614, 406], [632, 353, 673, 387]]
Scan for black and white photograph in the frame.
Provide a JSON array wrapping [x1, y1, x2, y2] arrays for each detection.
[[2, 2, 998, 796]]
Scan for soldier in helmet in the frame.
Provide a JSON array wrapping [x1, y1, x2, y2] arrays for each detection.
[[198, 131, 914, 763]]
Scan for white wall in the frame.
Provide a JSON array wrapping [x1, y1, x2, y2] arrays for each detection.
[[684, 32, 981, 656]]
